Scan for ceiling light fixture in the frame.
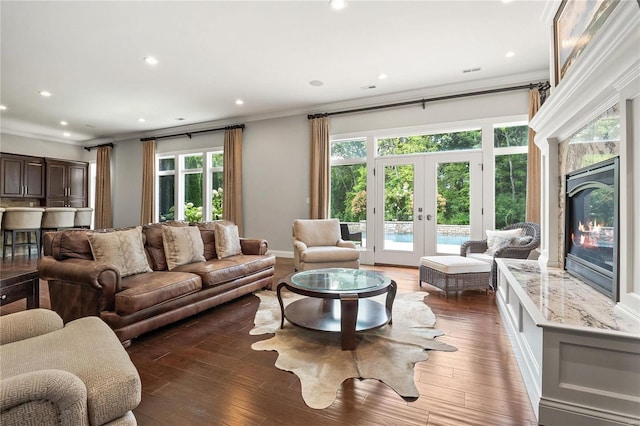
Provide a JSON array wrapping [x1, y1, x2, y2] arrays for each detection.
[[235, 99, 244, 105], [506, 51, 515, 58], [60, 121, 68, 126], [39, 90, 52, 97], [144, 56, 158, 65], [378, 73, 388, 80], [309, 80, 324, 87], [330, 0, 346, 10], [0, 105, 6, 110], [63, 132, 70, 137], [138, 118, 146, 123]]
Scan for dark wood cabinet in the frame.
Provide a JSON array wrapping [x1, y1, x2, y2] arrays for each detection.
[[45, 159, 88, 207], [0, 154, 45, 198]]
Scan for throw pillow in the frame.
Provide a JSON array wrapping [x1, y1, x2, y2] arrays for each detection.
[[162, 225, 206, 271], [485, 228, 522, 255], [88, 227, 152, 277], [214, 222, 242, 259]]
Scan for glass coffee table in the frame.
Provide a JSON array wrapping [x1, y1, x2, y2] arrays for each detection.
[[276, 268, 397, 350]]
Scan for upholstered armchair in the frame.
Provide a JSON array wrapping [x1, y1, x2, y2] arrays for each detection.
[[292, 219, 360, 271], [0, 309, 141, 425], [460, 222, 540, 288]]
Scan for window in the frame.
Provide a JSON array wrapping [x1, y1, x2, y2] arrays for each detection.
[[494, 124, 528, 228], [330, 138, 367, 247], [377, 129, 481, 156], [157, 149, 223, 222]]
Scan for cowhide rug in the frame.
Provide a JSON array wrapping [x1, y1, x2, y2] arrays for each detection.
[[250, 290, 457, 409]]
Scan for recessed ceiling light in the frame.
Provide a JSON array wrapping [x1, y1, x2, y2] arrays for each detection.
[[138, 118, 146, 123], [63, 132, 70, 137], [235, 99, 244, 105], [378, 73, 388, 80], [330, 0, 346, 10], [60, 121, 68, 126], [501, 0, 513, 3], [506, 51, 515, 58], [0, 105, 6, 110], [39, 90, 52, 97], [309, 80, 324, 87], [144, 56, 158, 65]]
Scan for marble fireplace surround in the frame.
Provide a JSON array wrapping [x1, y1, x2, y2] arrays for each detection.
[[529, 0, 640, 320]]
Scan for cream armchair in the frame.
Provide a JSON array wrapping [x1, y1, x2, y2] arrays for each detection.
[[0, 309, 141, 425], [292, 219, 360, 271]]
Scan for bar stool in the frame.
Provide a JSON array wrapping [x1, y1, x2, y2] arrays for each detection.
[[0, 207, 5, 230], [74, 207, 94, 229], [41, 207, 77, 233], [2, 207, 46, 258]]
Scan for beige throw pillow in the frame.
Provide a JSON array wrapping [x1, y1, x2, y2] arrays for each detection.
[[214, 222, 242, 259], [162, 225, 206, 270], [485, 228, 523, 255], [88, 227, 152, 277]]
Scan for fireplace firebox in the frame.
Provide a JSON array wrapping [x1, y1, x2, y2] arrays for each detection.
[[565, 157, 619, 301]]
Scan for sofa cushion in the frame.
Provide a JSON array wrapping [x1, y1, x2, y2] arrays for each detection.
[[50, 229, 94, 260], [300, 246, 360, 263], [88, 227, 152, 277], [116, 272, 202, 315], [172, 253, 276, 287], [162, 225, 206, 270], [196, 221, 233, 260], [214, 222, 242, 259], [143, 221, 188, 271], [486, 228, 522, 255]]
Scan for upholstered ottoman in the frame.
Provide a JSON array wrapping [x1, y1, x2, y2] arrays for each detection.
[[419, 256, 491, 297]]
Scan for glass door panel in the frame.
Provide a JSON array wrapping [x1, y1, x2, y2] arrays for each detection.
[[435, 161, 471, 254]]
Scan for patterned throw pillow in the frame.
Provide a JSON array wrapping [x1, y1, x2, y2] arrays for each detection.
[[162, 225, 206, 271], [485, 228, 523, 255], [214, 222, 242, 259], [88, 227, 152, 277]]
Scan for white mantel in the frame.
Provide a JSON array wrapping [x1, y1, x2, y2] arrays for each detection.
[[528, 1, 640, 319]]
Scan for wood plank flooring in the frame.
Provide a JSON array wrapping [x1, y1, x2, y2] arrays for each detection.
[[0, 255, 537, 425]]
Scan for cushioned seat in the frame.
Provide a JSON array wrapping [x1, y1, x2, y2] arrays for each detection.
[[173, 254, 277, 287], [2, 207, 45, 258], [292, 219, 360, 271], [74, 207, 93, 228], [0, 309, 141, 425], [419, 255, 491, 297]]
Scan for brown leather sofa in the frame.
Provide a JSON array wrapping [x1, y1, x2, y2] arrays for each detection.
[[37, 222, 276, 346]]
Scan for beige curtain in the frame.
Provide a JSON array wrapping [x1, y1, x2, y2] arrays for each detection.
[[140, 139, 156, 225], [526, 88, 541, 224], [94, 145, 112, 229], [310, 116, 330, 219], [223, 127, 243, 235]]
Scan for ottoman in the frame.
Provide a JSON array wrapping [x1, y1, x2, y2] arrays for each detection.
[[419, 256, 491, 297]]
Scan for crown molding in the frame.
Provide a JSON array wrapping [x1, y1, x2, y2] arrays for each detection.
[[1, 128, 84, 146]]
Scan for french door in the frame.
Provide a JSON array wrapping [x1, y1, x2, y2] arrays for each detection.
[[374, 152, 483, 266]]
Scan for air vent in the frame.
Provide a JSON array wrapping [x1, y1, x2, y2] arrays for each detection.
[[462, 67, 481, 74], [361, 85, 377, 90]]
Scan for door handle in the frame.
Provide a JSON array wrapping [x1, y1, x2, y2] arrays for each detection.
[[418, 214, 423, 221], [426, 214, 433, 221]]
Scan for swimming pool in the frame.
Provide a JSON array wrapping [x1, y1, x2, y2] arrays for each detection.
[[379, 233, 469, 245]]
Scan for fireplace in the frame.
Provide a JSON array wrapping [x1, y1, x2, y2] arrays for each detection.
[[565, 157, 619, 301]]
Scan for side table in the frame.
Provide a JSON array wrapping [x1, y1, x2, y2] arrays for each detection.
[[0, 270, 40, 309]]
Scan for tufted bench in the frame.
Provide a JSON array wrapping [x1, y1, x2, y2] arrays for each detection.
[[419, 256, 491, 297]]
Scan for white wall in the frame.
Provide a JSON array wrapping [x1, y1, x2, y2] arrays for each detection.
[[0, 133, 85, 160]]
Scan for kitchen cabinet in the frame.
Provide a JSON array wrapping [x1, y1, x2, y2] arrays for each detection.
[[0, 154, 45, 198], [45, 159, 88, 207]]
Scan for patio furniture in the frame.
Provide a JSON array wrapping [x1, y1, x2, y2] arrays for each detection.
[[419, 255, 491, 297], [460, 222, 540, 289]]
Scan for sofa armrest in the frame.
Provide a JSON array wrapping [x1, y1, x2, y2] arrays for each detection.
[[337, 239, 356, 249], [0, 309, 63, 345], [1, 370, 88, 426], [460, 240, 488, 256], [240, 238, 269, 255]]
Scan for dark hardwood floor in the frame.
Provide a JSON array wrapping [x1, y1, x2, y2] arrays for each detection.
[[1, 255, 537, 425]]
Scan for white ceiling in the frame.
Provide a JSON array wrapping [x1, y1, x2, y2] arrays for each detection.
[[0, 0, 550, 144]]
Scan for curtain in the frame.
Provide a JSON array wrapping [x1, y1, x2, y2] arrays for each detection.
[[223, 127, 243, 235], [310, 116, 330, 219], [526, 88, 541, 224], [94, 145, 112, 229], [140, 139, 156, 225]]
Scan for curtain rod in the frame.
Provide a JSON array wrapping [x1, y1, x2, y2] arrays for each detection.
[[83, 142, 114, 152], [307, 81, 550, 119], [140, 124, 245, 142]]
